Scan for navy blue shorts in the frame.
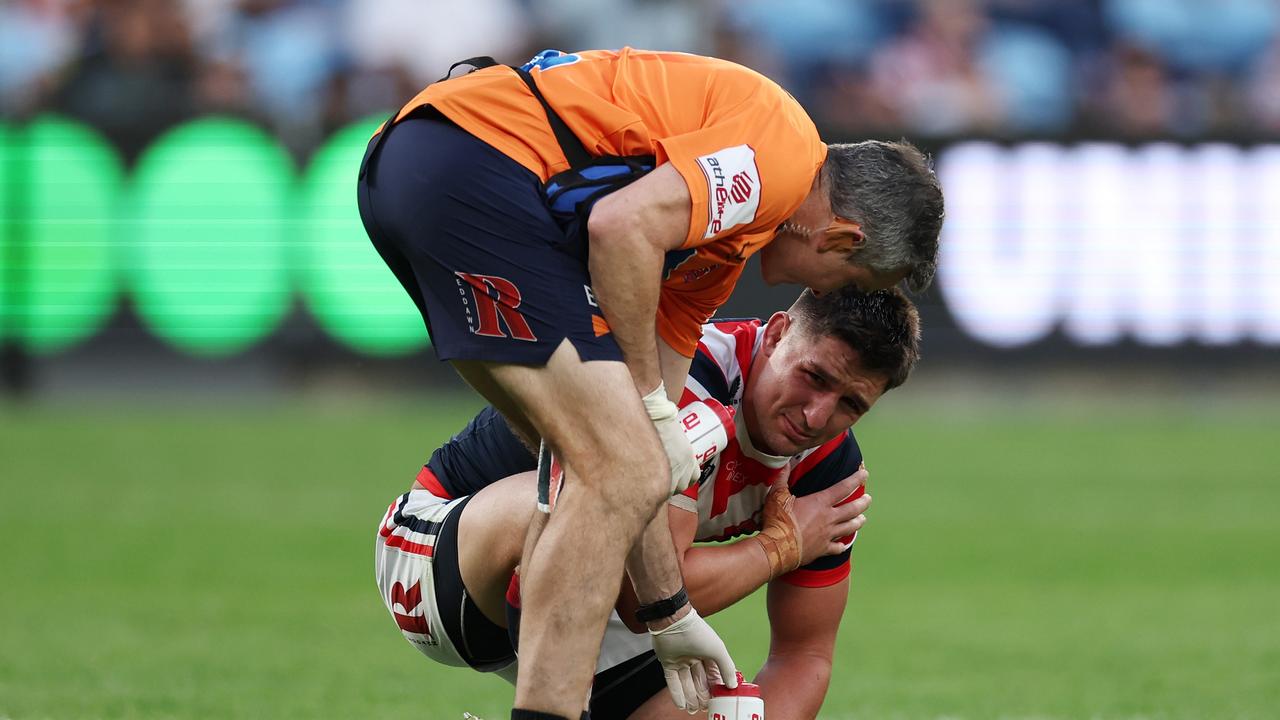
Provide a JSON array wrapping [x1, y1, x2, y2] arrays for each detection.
[[356, 110, 623, 365]]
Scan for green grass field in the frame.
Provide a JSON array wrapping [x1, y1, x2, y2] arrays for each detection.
[[2, 395, 1277, 719]]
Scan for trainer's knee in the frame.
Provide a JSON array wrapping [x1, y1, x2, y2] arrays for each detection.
[[592, 454, 669, 532]]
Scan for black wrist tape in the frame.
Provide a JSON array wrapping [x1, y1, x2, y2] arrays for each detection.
[[635, 586, 690, 624]]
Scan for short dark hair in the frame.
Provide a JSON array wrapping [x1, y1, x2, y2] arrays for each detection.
[[824, 140, 944, 293], [788, 286, 922, 391]]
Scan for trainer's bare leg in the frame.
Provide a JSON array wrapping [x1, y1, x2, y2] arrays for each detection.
[[452, 340, 670, 717]]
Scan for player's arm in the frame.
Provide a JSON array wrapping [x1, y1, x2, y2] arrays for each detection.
[[620, 467, 866, 631], [681, 469, 866, 617], [753, 577, 850, 720], [668, 505, 774, 617]]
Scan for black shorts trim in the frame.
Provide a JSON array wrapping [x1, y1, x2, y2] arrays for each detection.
[[434, 495, 516, 672], [589, 651, 665, 719]]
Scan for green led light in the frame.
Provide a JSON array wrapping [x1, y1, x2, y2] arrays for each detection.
[[130, 118, 292, 357], [18, 117, 123, 354], [297, 116, 428, 355], [0, 122, 10, 342]]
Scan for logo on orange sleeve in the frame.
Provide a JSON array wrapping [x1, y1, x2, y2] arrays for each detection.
[[697, 145, 761, 239]]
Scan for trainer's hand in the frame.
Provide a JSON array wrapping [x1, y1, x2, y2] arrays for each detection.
[[792, 464, 871, 566], [643, 382, 700, 494], [649, 607, 738, 713]]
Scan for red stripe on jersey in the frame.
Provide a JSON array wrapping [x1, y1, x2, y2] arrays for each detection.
[[791, 431, 848, 484], [506, 572, 522, 610], [696, 340, 724, 380], [679, 386, 701, 407], [379, 501, 398, 538], [836, 483, 866, 507], [702, 396, 735, 431], [680, 483, 699, 502], [384, 532, 435, 557], [779, 562, 850, 588], [415, 466, 453, 499], [732, 324, 757, 381], [710, 443, 742, 518], [713, 318, 763, 336]]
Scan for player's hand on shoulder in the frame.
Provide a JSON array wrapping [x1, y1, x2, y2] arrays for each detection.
[[757, 467, 802, 576], [792, 464, 871, 565]]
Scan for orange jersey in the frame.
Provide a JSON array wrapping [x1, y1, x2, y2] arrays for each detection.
[[396, 48, 826, 356]]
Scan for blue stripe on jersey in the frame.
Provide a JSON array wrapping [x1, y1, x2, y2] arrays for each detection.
[[426, 406, 538, 499], [689, 348, 732, 404], [790, 430, 863, 573]]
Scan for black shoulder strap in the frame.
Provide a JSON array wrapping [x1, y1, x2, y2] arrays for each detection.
[[438, 56, 498, 83], [510, 66, 592, 168]]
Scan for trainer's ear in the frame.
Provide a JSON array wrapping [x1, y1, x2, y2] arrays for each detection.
[[760, 312, 791, 358], [818, 219, 865, 254]]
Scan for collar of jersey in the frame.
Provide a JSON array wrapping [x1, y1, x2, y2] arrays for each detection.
[[735, 409, 791, 469]]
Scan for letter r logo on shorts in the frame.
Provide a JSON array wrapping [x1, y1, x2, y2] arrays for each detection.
[[391, 581, 431, 636], [455, 272, 538, 342]]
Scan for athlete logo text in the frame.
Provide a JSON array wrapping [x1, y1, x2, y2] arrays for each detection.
[[455, 272, 538, 342], [707, 157, 728, 235]]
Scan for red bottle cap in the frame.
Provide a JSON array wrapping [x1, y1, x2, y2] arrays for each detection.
[[710, 672, 761, 698]]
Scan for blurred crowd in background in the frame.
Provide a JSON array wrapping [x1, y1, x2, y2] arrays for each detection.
[[3, 0, 1280, 158]]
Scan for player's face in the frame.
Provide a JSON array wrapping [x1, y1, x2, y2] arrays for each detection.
[[744, 315, 888, 457]]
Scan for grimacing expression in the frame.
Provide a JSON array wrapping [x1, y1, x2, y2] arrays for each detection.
[[743, 313, 888, 457]]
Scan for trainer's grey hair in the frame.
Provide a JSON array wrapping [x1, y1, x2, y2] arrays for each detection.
[[823, 140, 944, 293]]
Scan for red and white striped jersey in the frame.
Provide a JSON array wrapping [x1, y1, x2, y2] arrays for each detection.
[[677, 319, 865, 588], [418, 317, 866, 587]]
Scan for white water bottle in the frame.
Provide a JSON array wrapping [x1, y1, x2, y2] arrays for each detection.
[[677, 398, 735, 468], [709, 672, 764, 720]]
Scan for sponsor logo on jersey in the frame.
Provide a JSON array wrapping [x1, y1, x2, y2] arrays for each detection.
[[682, 264, 719, 284], [697, 145, 761, 239]]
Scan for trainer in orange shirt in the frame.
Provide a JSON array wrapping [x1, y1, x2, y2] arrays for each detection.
[[356, 48, 943, 720]]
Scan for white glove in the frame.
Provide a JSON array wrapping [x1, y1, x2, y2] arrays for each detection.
[[643, 382, 700, 494], [649, 608, 738, 713]]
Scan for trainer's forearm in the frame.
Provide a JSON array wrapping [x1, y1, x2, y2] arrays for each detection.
[[625, 509, 686, 608], [588, 229, 665, 393], [680, 537, 774, 616], [754, 652, 832, 720]]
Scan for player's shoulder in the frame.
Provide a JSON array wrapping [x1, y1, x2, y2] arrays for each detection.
[[686, 318, 763, 405], [789, 429, 863, 497]]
